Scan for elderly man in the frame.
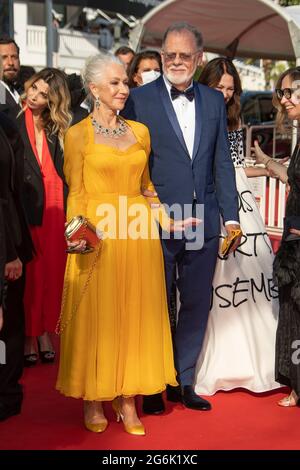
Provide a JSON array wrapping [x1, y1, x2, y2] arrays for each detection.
[[122, 22, 240, 413]]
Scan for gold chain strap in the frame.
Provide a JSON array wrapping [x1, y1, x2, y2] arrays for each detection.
[[55, 243, 102, 335]]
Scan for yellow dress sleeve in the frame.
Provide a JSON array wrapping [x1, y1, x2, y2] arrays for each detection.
[[63, 124, 87, 222], [140, 124, 172, 231]]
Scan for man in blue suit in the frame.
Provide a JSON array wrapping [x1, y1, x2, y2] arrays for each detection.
[[122, 22, 240, 412]]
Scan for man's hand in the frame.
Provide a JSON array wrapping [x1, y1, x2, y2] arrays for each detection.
[[5, 257, 22, 281], [225, 224, 242, 254], [170, 217, 201, 232]]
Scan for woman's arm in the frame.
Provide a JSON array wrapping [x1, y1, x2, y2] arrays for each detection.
[[63, 125, 87, 221], [244, 166, 269, 178], [252, 140, 288, 183]]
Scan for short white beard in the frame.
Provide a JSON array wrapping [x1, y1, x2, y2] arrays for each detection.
[[164, 69, 195, 87]]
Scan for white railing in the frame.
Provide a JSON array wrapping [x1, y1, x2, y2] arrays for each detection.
[[58, 28, 100, 55], [27, 25, 46, 52], [248, 173, 287, 235]]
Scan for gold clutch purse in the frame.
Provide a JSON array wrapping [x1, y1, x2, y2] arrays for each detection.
[[56, 216, 102, 334], [221, 229, 242, 257], [65, 215, 101, 254]]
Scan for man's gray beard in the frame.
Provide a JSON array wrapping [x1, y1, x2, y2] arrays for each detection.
[[164, 70, 195, 87]]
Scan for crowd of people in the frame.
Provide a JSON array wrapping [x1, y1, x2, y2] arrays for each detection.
[[0, 21, 300, 434]]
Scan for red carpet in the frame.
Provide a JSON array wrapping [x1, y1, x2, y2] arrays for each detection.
[[0, 237, 293, 450], [0, 358, 299, 450]]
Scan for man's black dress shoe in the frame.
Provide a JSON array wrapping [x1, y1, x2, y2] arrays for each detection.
[[182, 385, 211, 411], [142, 393, 165, 415], [166, 384, 182, 403], [0, 401, 22, 421]]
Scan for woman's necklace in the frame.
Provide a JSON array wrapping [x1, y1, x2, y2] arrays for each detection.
[[91, 115, 128, 138]]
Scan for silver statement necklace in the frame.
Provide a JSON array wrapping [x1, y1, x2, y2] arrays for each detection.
[[91, 115, 128, 138]]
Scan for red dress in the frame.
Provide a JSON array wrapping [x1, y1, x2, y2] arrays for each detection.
[[24, 108, 66, 336]]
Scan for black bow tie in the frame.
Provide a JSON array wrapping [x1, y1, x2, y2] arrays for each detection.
[[6, 82, 16, 93], [170, 86, 194, 102]]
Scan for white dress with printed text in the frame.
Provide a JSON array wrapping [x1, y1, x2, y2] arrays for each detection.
[[194, 128, 280, 395]]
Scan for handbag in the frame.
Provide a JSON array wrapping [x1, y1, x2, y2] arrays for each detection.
[[65, 215, 101, 254], [56, 216, 102, 334], [221, 228, 242, 257]]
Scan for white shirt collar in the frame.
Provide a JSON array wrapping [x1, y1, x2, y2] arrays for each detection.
[[0, 80, 20, 104]]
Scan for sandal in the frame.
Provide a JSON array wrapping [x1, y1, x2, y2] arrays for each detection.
[[24, 353, 38, 367], [277, 391, 299, 407], [39, 350, 55, 364], [37, 334, 55, 363]]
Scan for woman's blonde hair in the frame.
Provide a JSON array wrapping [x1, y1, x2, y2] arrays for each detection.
[[22, 67, 72, 147], [273, 66, 300, 133]]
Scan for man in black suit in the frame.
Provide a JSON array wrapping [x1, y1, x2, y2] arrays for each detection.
[[67, 72, 89, 126], [0, 205, 5, 333], [0, 111, 33, 421], [0, 37, 22, 118]]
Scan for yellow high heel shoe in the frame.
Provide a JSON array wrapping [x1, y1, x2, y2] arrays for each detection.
[[84, 419, 108, 433], [112, 398, 145, 436], [84, 401, 108, 433]]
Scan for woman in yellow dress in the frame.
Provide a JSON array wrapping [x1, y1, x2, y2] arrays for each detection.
[[56, 53, 197, 435]]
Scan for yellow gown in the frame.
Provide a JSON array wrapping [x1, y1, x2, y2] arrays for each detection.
[[56, 116, 177, 401]]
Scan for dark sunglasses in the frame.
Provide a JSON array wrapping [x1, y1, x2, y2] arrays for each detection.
[[275, 88, 297, 100]]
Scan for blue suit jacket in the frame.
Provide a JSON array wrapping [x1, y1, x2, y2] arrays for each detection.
[[122, 76, 239, 239]]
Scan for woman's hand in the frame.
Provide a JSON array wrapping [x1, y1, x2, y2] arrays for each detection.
[[170, 217, 201, 232], [5, 257, 22, 281], [290, 228, 300, 236], [251, 140, 270, 165], [252, 141, 289, 183], [66, 239, 87, 253], [142, 188, 160, 208]]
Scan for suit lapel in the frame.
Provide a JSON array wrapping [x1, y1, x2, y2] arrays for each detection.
[[47, 134, 65, 180], [0, 83, 20, 117], [157, 78, 190, 158], [19, 113, 42, 177], [192, 84, 202, 162]]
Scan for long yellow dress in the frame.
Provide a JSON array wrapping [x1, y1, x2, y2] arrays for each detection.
[[56, 116, 177, 401]]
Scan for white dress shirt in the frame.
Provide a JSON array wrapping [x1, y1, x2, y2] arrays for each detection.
[[163, 75, 195, 158], [0, 80, 20, 105]]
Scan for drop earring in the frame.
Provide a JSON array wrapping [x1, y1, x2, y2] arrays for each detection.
[[95, 97, 100, 110]]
